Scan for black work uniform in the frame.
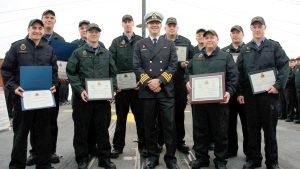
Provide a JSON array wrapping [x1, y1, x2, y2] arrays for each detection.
[[66, 43, 116, 164], [294, 65, 300, 121], [29, 32, 65, 155], [222, 43, 248, 157], [285, 67, 296, 121], [185, 47, 238, 166], [71, 39, 106, 156], [160, 34, 194, 147], [1, 37, 58, 169], [109, 33, 144, 151], [237, 39, 289, 166], [133, 36, 178, 163]]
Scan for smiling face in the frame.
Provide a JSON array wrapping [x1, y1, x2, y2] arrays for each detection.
[[230, 29, 244, 44], [164, 23, 178, 36], [79, 23, 88, 39], [86, 28, 100, 43], [28, 23, 44, 41], [204, 33, 219, 50], [147, 20, 161, 37], [42, 13, 56, 30]]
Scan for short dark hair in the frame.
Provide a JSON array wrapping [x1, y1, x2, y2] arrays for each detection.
[[196, 28, 206, 34]]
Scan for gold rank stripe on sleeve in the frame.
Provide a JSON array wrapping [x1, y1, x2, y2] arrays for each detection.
[[140, 73, 150, 84], [162, 72, 172, 82]]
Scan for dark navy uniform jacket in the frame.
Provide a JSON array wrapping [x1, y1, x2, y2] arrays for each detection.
[[133, 36, 178, 98], [237, 38, 289, 94], [1, 37, 58, 93]]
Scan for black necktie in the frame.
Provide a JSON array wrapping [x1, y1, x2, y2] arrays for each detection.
[[153, 38, 157, 46]]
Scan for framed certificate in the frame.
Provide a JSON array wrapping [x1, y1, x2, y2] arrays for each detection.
[[176, 46, 187, 62], [85, 78, 113, 100], [57, 61, 68, 79], [21, 90, 56, 111], [248, 68, 276, 94], [116, 72, 137, 90], [0, 87, 10, 131], [189, 72, 225, 104]]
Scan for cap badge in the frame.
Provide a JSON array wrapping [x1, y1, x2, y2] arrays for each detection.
[[20, 44, 26, 50], [152, 13, 157, 19]]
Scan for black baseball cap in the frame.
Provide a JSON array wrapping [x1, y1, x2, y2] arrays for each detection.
[[230, 25, 243, 33], [42, 9, 55, 17], [196, 28, 206, 34], [165, 17, 177, 25], [122, 14, 133, 22], [78, 20, 90, 27], [203, 29, 218, 38], [87, 23, 101, 32], [251, 16, 265, 25], [28, 19, 44, 28]]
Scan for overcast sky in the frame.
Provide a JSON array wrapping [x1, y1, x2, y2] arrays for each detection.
[[1, 0, 300, 58]]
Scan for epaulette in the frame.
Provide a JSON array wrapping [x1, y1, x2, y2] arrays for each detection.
[[11, 39, 23, 45], [269, 39, 280, 45]]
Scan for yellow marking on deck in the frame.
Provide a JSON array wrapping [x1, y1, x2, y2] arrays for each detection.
[[112, 112, 135, 123]]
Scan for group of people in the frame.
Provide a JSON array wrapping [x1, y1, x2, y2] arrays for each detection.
[[0, 8, 291, 169]]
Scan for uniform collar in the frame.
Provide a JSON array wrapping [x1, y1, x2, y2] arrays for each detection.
[[163, 34, 178, 41], [85, 42, 101, 55], [251, 37, 266, 48], [229, 42, 244, 52], [203, 47, 220, 57], [122, 32, 135, 43]]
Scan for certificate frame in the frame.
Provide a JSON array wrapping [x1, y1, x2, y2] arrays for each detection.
[[116, 72, 137, 90], [248, 68, 276, 94], [189, 72, 225, 104], [175, 45, 188, 62], [85, 78, 114, 101], [21, 90, 56, 111], [57, 61, 68, 79]]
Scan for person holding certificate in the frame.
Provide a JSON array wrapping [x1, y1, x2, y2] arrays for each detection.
[[237, 16, 289, 169], [162, 17, 194, 154], [222, 25, 248, 160], [1, 19, 58, 169], [185, 29, 238, 169], [66, 23, 117, 169], [109, 14, 144, 158], [133, 12, 179, 169]]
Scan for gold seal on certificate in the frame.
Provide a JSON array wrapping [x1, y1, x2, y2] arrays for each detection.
[[175, 46, 187, 62], [116, 72, 137, 90], [21, 90, 56, 111], [249, 68, 276, 94], [57, 61, 67, 79], [189, 72, 225, 104], [85, 78, 113, 100]]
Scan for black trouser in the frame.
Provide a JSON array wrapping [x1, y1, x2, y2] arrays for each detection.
[[10, 97, 51, 169], [244, 90, 278, 166], [143, 98, 176, 162], [71, 94, 97, 156], [30, 84, 60, 155], [4, 87, 14, 119], [174, 83, 187, 146], [286, 88, 296, 120], [295, 91, 300, 120], [278, 91, 287, 118], [59, 82, 69, 103], [227, 95, 248, 156], [112, 89, 144, 150], [192, 104, 229, 166], [73, 97, 111, 163]]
